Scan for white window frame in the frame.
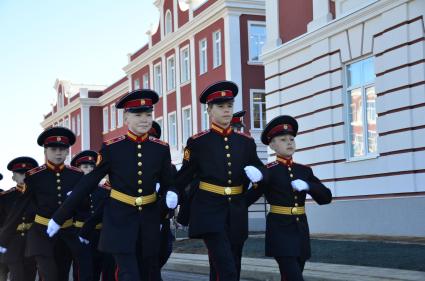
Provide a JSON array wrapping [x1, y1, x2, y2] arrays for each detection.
[[110, 104, 116, 130], [247, 21, 266, 64], [103, 107, 109, 133], [201, 103, 209, 130], [180, 45, 190, 84], [134, 79, 140, 90], [71, 117, 76, 133], [142, 73, 149, 89], [64, 117, 69, 129], [344, 56, 378, 161], [168, 112, 177, 148], [250, 89, 266, 130], [154, 62, 162, 96], [182, 106, 192, 145], [167, 55, 176, 92], [76, 114, 81, 136], [199, 38, 207, 75], [212, 30, 222, 68], [165, 10, 172, 35], [156, 117, 164, 141], [117, 108, 124, 128]]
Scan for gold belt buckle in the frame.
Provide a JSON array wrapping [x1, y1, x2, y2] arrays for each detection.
[[291, 207, 298, 214], [224, 187, 232, 195], [135, 197, 143, 206]]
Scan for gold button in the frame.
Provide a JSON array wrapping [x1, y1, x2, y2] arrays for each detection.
[[56, 173, 60, 177], [224, 187, 232, 195], [57, 186, 61, 190], [56, 179, 61, 183], [224, 137, 228, 141], [138, 207, 143, 211], [138, 153, 142, 157], [135, 197, 143, 206], [296, 217, 300, 221], [21, 233, 25, 236], [226, 154, 231, 158], [288, 167, 292, 171], [137, 145, 142, 149], [91, 211, 95, 214], [290, 174, 294, 178], [291, 207, 298, 214], [138, 162, 142, 166], [228, 171, 232, 175], [228, 197, 232, 202], [225, 145, 229, 150], [228, 162, 231, 166], [58, 201, 62, 204], [295, 203, 299, 207], [227, 180, 232, 184], [138, 189, 143, 193], [58, 194, 62, 197], [138, 171, 142, 175], [138, 180, 142, 185], [22, 217, 25, 220]]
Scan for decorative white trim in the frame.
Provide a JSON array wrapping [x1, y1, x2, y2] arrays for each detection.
[[166, 54, 176, 93], [189, 36, 198, 133], [175, 46, 183, 152], [81, 104, 91, 150]]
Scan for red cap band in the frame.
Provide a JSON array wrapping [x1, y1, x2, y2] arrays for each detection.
[[12, 163, 34, 171], [123, 99, 153, 109], [76, 156, 95, 166], [267, 124, 294, 140], [206, 90, 233, 103], [44, 136, 70, 145]]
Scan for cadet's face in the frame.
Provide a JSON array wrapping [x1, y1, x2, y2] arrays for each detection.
[[208, 101, 234, 128], [79, 164, 95, 175], [270, 134, 296, 158], [125, 111, 153, 135], [12, 172, 26, 185], [44, 147, 69, 164]]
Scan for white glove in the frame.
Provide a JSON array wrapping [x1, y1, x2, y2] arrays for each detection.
[[244, 166, 263, 182], [66, 191, 72, 196], [247, 182, 252, 190], [0, 246, 7, 254], [46, 219, 61, 237], [79, 236, 90, 245], [98, 178, 107, 187], [156, 182, 160, 192], [291, 179, 309, 192], [166, 191, 178, 209]]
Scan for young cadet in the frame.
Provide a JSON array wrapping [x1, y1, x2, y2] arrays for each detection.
[[48, 89, 178, 281], [175, 81, 265, 281], [70, 150, 113, 281], [0, 127, 91, 281], [0, 157, 38, 281], [0, 173, 10, 281], [230, 110, 246, 131], [249, 115, 332, 281]]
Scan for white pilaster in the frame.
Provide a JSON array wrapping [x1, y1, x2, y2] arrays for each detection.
[[263, 0, 282, 53], [160, 6, 165, 40], [307, 0, 333, 31], [161, 55, 168, 141], [189, 36, 198, 133], [173, 0, 179, 32], [80, 104, 91, 150], [175, 46, 183, 152]]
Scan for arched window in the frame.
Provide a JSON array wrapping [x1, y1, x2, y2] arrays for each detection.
[[165, 10, 172, 35]]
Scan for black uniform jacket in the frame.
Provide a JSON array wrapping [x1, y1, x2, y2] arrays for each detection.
[[53, 134, 175, 255], [175, 126, 263, 244]]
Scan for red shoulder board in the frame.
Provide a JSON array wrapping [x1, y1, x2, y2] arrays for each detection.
[[104, 135, 126, 146], [26, 165, 46, 177], [191, 129, 210, 140], [266, 161, 279, 169], [149, 136, 169, 146], [66, 165, 83, 173], [235, 131, 253, 139]]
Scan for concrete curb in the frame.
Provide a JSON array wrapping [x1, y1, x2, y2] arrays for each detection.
[[164, 253, 425, 281]]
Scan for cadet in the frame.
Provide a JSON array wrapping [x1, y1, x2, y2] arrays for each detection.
[[48, 89, 178, 281], [251, 115, 332, 281], [230, 110, 246, 131], [0, 173, 10, 281], [175, 81, 265, 281], [0, 157, 38, 281], [0, 127, 92, 281]]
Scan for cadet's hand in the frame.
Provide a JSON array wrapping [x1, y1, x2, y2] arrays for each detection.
[[156, 182, 160, 193], [0, 246, 7, 254], [166, 191, 178, 209], [244, 166, 263, 182], [46, 219, 61, 237], [79, 236, 90, 245], [291, 179, 309, 192]]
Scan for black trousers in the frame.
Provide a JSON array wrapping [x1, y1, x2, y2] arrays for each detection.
[[208, 241, 243, 281], [275, 256, 306, 281], [7, 258, 37, 281], [0, 263, 8, 281], [114, 253, 160, 281]]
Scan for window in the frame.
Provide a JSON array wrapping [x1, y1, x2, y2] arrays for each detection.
[[213, 31, 222, 68], [64, 118, 69, 129], [154, 63, 162, 96], [165, 10, 172, 35], [182, 107, 192, 145], [134, 79, 140, 90], [143, 73, 149, 89], [156, 118, 164, 140], [117, 108, 124, 128], [58, 92, 64, 109], [180, 46, 190, 83], [199, 38, 207, 74], [110, 104, 116, 130], [346, 57, 377, 158], [248, 22, 266, 62], [71, 117, 76, 133], [167, 56, 176, 91], [201, 103, 209, 130], [103, 107, 109, 133], [252, 91, 266, 129], [168, 112, 177, 147], [77, 114, 81, 136]]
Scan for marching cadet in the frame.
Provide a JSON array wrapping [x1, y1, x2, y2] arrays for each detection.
[[175, 81, 265, 281], [249, 115, 332, 281], [0, 127, 92, 281], [0, 157, 38, 281], [70, 150, 113, 281], [230, 110, 246, 131], [47, 89, 178, 281], [0, 173, 10, 281]]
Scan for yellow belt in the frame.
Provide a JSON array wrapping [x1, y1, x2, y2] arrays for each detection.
[[110, 189, 157, 207], [34, 215, 73, 228], [269, 205, 305, 215], [73, 221, 102, 230], [199, 181, 243, 196], [16, 222, 32, 232]]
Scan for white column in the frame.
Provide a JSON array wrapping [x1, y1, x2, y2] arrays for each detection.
[[161, 56, 168, 141], [128, 74, 133, 91], [186, 0, 193, 21], [160, 6, 165, 39], [224, 11, 243, 112], [175, 47, 183, 152], [189, 36, 198, 133], [173, 0, 179, 32], [307, 0, 333, 31], [146, 29, 153, 48], [263, 0, 282, 53], [80, 103, 91, 150]]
